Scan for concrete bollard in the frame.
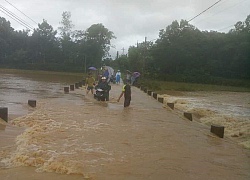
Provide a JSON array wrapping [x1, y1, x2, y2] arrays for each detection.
[[211, 125, 224, 138], [143, 88, 147, 93], [184, 112, 192, 121], [28, 100, 36, 107], [0, 107, 8, 122], [70, 85, 74, 91], [167, 103, 174, 110], [64, 87, 69, 93], [75, 82, 79, 89], [147, 90, 152, 96], [140, 86, 144, 91], [153, 92, 157, 99], [78, 82, 82, 87], [158, 97, 164, 103]]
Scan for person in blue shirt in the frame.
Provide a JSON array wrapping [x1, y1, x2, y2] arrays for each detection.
[[115, 70, 121, 84], [103, 68, 109, 79]]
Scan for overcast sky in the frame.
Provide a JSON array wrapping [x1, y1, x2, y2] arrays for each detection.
[[1, 0, 250, 58]]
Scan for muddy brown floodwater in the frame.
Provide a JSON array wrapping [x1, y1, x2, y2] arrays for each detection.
[[0, 70, 250, 180]]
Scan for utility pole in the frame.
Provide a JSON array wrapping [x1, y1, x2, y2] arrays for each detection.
[[116, 51, 119, 59], [84, 55, 87, 73], [142, 37, 147, 76], [121, 47, 125, 55]]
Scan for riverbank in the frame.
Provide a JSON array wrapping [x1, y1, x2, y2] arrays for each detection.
[[138, 79, 250, 93], [1, 68, 250, 92], [0, 68, 84, 79]]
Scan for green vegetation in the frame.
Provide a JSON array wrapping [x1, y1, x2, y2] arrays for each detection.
[[138, 79, 250, 93], [110, 16, 250, 87], [1, 12, 249, 89], [1, 68, 249, 93], [0, 68, 84, 77], [0, 11, 115, 72]]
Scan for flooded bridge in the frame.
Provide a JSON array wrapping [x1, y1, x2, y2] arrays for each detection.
[[0, 71, 250, 180]]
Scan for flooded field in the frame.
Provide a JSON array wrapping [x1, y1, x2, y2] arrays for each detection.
[[0, 69, 250, 180], [0, 70, 82, 118]]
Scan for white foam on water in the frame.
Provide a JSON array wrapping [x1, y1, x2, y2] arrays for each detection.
[[163, 92, 250, 149], [1, 100, 115, 177]]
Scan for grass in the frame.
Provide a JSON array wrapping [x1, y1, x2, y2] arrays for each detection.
[[0, 68, 84, 77], [1, 68, 250, 93], [0, 68, 87, 84], [138, 79, 250, 93]]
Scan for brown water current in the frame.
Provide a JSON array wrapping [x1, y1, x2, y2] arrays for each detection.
[[161, 91, 250, 148], [0, 70, 250, 180]]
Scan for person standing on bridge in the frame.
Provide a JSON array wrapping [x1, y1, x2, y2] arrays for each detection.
[[126, 70, 131, 84], [85, 73, 95, 94], [117, 81, 131, 107], [115, 70, 121, 84]]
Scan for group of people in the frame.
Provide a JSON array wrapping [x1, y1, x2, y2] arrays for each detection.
[[85, 73, 110, 101], [98, 66, 121, 84], [125, 70, 140, 86], [99, 66, 140, 86], [85, 72, 131, 107]]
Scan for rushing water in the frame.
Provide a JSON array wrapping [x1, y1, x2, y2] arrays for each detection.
[[161, 91, 250, 148], [0, 70, 250, 180]]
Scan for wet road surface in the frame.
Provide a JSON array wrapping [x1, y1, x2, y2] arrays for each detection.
[[0, 70, 250, 180], [1, 82, 250, 180]]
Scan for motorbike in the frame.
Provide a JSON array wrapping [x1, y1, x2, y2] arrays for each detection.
[[94, 88, 106, 101]]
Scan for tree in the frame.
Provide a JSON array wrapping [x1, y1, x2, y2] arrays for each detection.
[[227, 15, 250, 78], [84, 23, 116, 67], [1, 13, 249, 82], [152, 20, 202, 75], [112, 54, 129, 72], [58, 11, 74, 38], [29, 19, 58, 64], [0, 17, 14, 62], [58, 11, 76, 64], [127, 40, 153, 75]]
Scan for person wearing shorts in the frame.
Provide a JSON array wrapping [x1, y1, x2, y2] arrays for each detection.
[[85, 73, 95, 94]]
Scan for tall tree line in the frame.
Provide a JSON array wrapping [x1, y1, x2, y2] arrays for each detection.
[[112, 15, 250, 84], [1, 13, 249, 84], [0, 11, 115, 72]]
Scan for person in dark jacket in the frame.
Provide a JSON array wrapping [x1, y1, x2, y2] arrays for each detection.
[[117, 82, 131, 107], [95, 76, 111, 101]]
